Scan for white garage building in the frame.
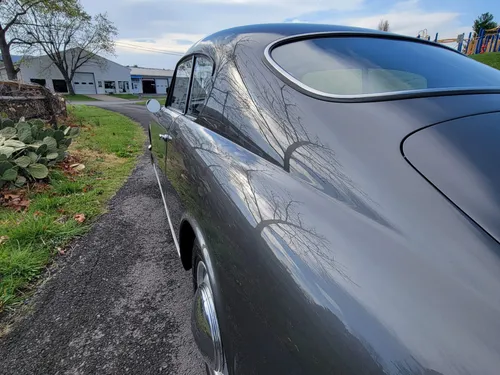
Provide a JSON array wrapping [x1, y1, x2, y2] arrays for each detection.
[[0, 48, 132, 95], [130, 67, 174, 95]]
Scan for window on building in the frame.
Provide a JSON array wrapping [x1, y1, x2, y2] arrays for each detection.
[[104, 81, 116, 89], [30, 79, 46, 87], [52, 79, 68, 93], [187, 56, 213, 117], [98, 81, 103, 88], [169, 57, 193, 112]]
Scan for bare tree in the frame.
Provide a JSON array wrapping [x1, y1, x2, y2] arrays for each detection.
[[18, 8, 117, 94], [0, 0, 79, 80], [377, 19, 390, 32]]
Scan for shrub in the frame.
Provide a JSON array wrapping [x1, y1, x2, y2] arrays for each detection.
[[0, 118, 79, 188]]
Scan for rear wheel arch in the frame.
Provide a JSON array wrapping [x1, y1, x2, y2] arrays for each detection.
[[179, 215, 219, 291], [181, 215, 230, 373], [179, 219, 196, 270]]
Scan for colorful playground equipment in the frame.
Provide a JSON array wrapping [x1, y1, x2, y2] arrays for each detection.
[[420, 27, 500, 55]]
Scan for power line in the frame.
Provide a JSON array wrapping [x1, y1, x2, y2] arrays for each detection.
[[115, 42, 185, 56], [13, 22, 186, 56]]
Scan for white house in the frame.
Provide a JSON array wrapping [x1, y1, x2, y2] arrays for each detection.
[[0, 49, 132, 95], [129, 67, 173, 95]]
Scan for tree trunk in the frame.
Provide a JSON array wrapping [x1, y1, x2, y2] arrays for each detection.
[[66, 79, 75, 95], [60, 70, 75, 95], [0, 31, 18, 80]]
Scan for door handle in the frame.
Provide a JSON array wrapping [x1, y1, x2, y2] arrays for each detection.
[[159, 133, 172, 141]]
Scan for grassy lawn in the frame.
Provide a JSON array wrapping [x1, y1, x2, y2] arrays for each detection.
[[63, 94, 98, 101], [136, 97, 167, 106], [109, 93, 167, 102], [142, 96, 167, 101], [0, 106, 145, 311], [109, 94, 139, 100], [470, 52, 500, 70]]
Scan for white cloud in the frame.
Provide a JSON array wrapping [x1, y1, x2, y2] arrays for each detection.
[[345, 11, 462, 37], [297, 0, 471, 41], [391, 0, 419, 12], [117, 33, 204, 54], [81, 0, 473, 68], [182, 0, 364, 12]]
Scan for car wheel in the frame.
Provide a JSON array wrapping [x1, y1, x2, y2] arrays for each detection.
[[191, 243, 225, 375]]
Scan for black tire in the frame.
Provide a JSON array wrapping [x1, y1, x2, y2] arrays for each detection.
[[192, 241, 203, 293]]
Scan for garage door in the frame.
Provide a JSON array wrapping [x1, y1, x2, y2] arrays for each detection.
[[73, 72, 96, 94], [155, 79, 169, 95]]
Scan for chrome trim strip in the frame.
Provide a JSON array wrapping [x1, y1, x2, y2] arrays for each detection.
[[263, 31, 500, 101], [162, 106, 183, 117], [152, 163, 180, 256]]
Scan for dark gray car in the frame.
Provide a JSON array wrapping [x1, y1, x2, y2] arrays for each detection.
[[147, 23, 500, 375]]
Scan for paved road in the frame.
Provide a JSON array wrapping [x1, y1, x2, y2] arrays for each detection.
[[0, 104, 204, 375]]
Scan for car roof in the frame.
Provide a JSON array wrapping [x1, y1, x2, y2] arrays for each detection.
[[187, 23, 500, 103], [189, 23, 446, 59], [200, 23, 387, 43]]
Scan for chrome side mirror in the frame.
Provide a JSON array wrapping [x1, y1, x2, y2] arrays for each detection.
[[146, 99, 161, 113]]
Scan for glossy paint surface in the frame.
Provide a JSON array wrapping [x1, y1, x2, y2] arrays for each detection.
[[150, 24, 500, 375], [404, 112, 500, 243]]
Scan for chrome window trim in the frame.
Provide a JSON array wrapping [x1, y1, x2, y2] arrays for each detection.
[[263, 31, 500, 101], [167, 53, 215, 114], [186, 55, 215, 118], [167, 55, 195, 113]]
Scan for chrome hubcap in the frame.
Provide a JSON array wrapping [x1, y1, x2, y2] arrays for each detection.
[[197, 260, 209, 287], [192, 260, 224, 374]]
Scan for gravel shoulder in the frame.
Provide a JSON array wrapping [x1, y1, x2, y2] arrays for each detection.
[[0, 105, 203, 375]]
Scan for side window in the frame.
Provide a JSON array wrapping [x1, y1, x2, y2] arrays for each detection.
[[187, 56, 213, 117], [170, 57, 193, 112]]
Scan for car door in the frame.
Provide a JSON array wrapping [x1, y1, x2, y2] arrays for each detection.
[[152, 56, 196, 243], [150, 56, 193, 173], [162, 56, 214, 246]]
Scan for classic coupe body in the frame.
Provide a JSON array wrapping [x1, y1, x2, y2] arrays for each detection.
[[147, 24, 500, 375]]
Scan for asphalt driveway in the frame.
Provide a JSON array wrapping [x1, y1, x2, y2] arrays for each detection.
[[0, 104, 204, 375]]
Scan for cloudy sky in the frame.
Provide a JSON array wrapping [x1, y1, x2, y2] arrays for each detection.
[[81, 0, 499, 69]]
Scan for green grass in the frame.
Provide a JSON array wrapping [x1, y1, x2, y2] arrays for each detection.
[[142, 96, 167, 102], [109, 93, 167, 102], [109, 94, 139, 100], [63, 94, 98, 101], [0, 106, 145, 311], [136, 97, 167, 106], [470, 52, 500, 70]]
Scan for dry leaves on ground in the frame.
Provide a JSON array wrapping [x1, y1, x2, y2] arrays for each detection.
[[70, 163, 85, 172], [59, 155, 85, 176], [0, 235, 9, 246], [0, 191, 30, 211], [73, 213, 86, 223]]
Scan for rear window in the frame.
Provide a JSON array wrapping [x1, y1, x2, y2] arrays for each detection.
[[269, 37, 500, 97]]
